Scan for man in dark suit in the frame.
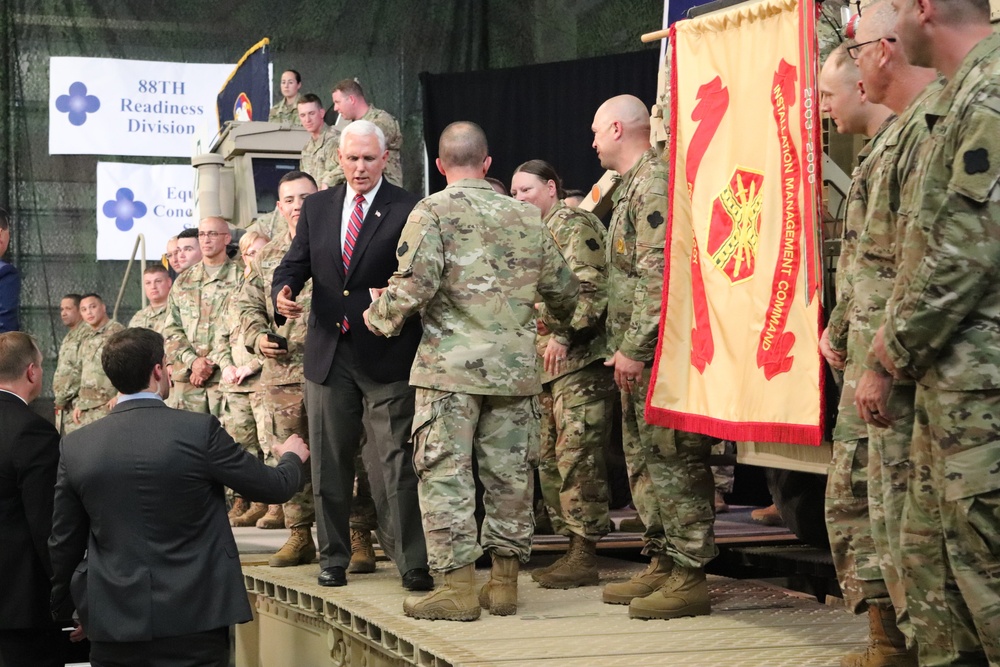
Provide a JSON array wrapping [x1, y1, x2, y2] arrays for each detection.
[[272, 119, 431, 591], [0, 208, 20, 333], [0, 332, 70, 666], [48, 328, 310, 667]]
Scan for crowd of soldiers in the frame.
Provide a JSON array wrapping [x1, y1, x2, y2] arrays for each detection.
[[43, 0, 1000, 654], [815, 0, 1000, 665]]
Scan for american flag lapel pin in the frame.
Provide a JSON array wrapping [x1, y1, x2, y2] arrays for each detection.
[[375, 210, 382, 218]]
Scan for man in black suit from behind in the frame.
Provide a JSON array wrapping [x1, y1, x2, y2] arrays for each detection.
[[272, 119, 431, 591], [0, 332, 69, 666], [48, 328, 310, 667]]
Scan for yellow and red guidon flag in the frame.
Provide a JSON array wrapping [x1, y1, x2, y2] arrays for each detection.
[[647, 0, 824, 446]]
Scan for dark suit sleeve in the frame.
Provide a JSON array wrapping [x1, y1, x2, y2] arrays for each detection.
[[16, 418, 61, 576], [48, 441, 90, 620], [205, 416, 303, 503], [0, 263, 21, 333], [270, 196, 315, 327]]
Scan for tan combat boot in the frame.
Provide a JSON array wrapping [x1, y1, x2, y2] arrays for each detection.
[[602, 553, 673, 604], [348, 528, 377, 574], [268, 526, 316, 567], [403, 564, 480, 621], [628, 564, 711, 620], [255, 504, 285, 529], [231, 501, 268, 527], [617, 514, 646, 533], [478, 554, 519, 616], [840, 605, 917, 667], [535, 534, 599, 589], [227, 497, 249, 522]]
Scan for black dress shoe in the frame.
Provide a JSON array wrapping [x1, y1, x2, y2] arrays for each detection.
[[318, 566, 347, 587], [402, 568, 434, 591]]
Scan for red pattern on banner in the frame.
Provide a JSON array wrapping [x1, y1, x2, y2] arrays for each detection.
[[756, 59, 801, 381], [686, 76, 729, 372]]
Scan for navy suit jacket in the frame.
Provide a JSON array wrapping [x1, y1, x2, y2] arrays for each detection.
[[271, 180, 423, 385], [48, 399, 304, 642], [0, 260, 20, 333], [0, 391, 60, 629]]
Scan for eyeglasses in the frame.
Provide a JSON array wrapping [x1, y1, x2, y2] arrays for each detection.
[[847, 37, 896, 60], [197, 231, 227, 239]]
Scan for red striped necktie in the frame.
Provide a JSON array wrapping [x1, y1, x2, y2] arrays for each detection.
[[341, 193, 365, 332]]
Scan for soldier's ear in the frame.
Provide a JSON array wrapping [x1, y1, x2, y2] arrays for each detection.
[[482, 156, 493, 175]]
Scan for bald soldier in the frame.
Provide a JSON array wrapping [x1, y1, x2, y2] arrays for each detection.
[[163, 217, 240, 416], [871, 0, 1000, 662], [366, 121, 578, 621], [590, 95, 716, 621]]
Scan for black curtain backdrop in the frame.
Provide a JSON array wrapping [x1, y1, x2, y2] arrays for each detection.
[[420, 49, 659, 196]]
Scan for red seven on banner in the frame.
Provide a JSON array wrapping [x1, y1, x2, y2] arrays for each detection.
[[757, 58, 802, 380], [685, 75, 729, 373]]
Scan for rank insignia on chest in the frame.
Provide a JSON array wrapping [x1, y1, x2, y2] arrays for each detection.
[[617, 238, 625, 254]]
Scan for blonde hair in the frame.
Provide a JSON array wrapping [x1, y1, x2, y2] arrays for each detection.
[[239, 231, 269, 255]]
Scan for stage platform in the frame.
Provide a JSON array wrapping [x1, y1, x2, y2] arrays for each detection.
[[238, 558, 866, 667], [235, 509, 863, 667]]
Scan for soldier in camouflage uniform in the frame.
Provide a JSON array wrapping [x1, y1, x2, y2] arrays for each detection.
[[52, 294, 85, 433], [128, 264, 172, 333], [817, 46, 900, 657], [367, 122, 579, 622], [268, 69, 303, 125], [827, 18, 941, 661], [297, 93, 344, 189], [72, 294, 124, 428], [589, 95, 715, 621], [510, 159, 615, 590], [162, 217, 240, 417], [215, 232, 267, 527], [331, 79, 404, 186], [871, 1, 1000, 663]]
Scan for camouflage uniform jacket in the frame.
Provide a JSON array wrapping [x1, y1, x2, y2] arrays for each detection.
[[829, 116, 896, 442], [367, 178, 580, 396], [606, 148, 669, 362], [268, 94, 303, 125], [854, 81, 943, 382], [300, 126, 343, 189], [362, 106, 403, 187], [163, 258, 240, 384], [883, 33, 1000, 389], [52, 324, 90, 409], [76, 319, 125, 410], [826, 116, 896, 353], [128, 303, 168, 333], [537, 200, 609, 384], [212, 276, 262, 394], [237, 231, 311, 387]]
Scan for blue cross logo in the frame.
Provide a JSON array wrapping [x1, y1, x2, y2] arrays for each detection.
[[103, 188, 147, 232], [55, 82, 101, 126]]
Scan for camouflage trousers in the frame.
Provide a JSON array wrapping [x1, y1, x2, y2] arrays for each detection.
[[621, 367, 716, 568], [253, 384, 314, 528], [537, 362, 614, 541], [221, 390, 262, 504], [825, 438, 890, 612], [867, 382, 917, 642], [901, 386, 1000, 666], [712, 440, 735, 494], [171, 380, 223, 417], [412, 388, 539, 572]]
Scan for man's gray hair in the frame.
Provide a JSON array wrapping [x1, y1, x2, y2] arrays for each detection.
[[340, 120, 386, 153]]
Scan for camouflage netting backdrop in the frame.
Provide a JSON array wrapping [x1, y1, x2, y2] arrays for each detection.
[[0, 0, 662, 407]]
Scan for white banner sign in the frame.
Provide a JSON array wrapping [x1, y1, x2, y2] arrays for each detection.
[[50, 57, 234, 158], [96, 162, 196, 260]]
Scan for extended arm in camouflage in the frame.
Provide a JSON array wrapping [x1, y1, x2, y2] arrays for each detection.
[[236, 259, 273, 356], [162, 284, 200, 371], [367, 208, 441, 337]]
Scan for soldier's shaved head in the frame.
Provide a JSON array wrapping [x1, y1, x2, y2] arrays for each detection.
[[855, 0, 897, 41], [594, 95, 650, 136], [591, 95, 652, 173], [438, 122, 489, 169]]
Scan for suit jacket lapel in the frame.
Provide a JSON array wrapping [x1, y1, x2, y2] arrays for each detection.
[[345, 183, 392, 283], [328, 188, 347, 281]]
